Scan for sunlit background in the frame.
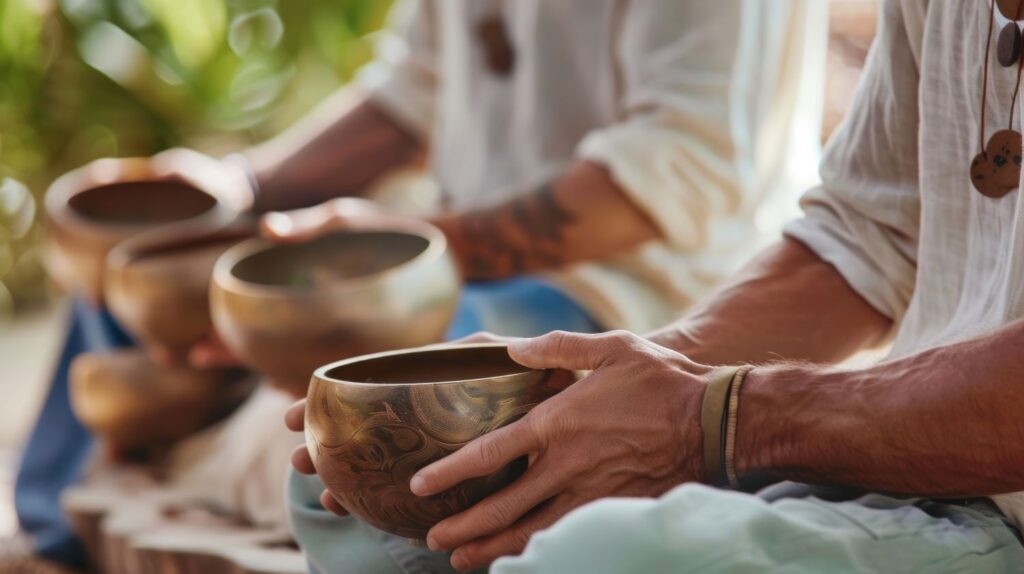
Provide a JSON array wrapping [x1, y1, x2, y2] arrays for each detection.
[[0, 0, 393, 315]]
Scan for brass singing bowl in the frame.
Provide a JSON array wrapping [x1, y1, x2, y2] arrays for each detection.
[[105, 223, 255, 364], [44, 159, 238, 303], [210, 221, 461, 397], [306, 344, 564, 540], [69, 350, 256, 449]]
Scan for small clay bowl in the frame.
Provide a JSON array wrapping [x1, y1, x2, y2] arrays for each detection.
[[305, 344, 564, 539], [105, 222, 256, 364], [69, 349, 256, 449], [44, 159, 238, 303], [210, 221, 460, 397]]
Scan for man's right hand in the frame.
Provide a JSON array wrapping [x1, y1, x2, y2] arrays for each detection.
[[148, 148, 256, 212]]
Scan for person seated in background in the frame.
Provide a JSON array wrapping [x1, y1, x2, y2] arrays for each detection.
[[289, 0, 1024, 571], [14, 0, 824, 570], [249, 0, 822, 572]]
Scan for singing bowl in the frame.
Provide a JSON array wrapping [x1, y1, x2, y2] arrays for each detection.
[[306, 344, 564, 539], [105, 223, 255, 364], [210, 221, 460, 397], [69, 350, 256, 449], [44, 159, 238, 303]]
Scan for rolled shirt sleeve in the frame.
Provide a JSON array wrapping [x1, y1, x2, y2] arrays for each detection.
[[358, 0, 437, 139], [577, 0, 743, 251], [579, 0, 826, 256], [784, 0, 922, 322]]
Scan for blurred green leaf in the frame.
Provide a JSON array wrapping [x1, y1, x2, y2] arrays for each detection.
[[0, 0, 392, 313]]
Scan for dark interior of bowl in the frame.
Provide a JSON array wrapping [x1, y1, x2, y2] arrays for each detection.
[[125, 229, 253, 263], [68, 182, 217, 224], [231, 231, 430, 288], [324, 346, 533, 384]]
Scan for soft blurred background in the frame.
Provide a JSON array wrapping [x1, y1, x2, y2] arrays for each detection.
[[0, 0, 879, 539]]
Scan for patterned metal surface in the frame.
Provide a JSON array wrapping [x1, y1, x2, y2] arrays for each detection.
[[306, 345, 562, 539]]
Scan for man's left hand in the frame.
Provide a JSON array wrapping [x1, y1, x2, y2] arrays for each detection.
[[411, 330, 712, 571]]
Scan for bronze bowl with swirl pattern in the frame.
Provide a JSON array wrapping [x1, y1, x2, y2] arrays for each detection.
[[305, 343, 565, 539], [210, 221, 460, 397], [43, 158, 239, 304]]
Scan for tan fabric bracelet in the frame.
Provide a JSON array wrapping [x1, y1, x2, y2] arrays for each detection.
[[701, 366, 741, 485], [724, 366, 754, 489]]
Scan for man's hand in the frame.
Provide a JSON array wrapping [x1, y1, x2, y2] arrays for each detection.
[[411, 331, 711, 571], [285, 398, 353, 516], [261, 197, 393, 242], [149, 148, 255, 212]]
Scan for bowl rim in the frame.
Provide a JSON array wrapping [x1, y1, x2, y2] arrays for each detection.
[[106, 218, 256, 272], [45, 158, 232, 243], [312, 343, 541, 387], [211, 218, 453, 300]]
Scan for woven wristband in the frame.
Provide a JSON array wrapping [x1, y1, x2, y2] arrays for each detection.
[[724, 366, 754, 489], [701, 366, 741, 485]]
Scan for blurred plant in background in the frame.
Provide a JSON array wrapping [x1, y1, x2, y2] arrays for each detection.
[[0, 0, 392, 315]]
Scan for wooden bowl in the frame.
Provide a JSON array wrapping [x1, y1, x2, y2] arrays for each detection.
[[44, 158, 238, 304], [69, 350, 256, 449], [305, 344, 563, 539], [105, 223, 255, 364], [210, 221, 460, 397]]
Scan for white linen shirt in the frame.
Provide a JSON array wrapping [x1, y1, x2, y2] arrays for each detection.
[[360, 0, 826, 332], [785, 0, 1024, 525]]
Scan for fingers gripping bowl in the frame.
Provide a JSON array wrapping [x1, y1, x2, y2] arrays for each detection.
[[210, 221, 461, 396], [305, 344, 564, 539]]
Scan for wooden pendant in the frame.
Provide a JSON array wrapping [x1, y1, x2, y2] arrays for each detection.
[[999, 23, 1023, 66], [476, 15, 515, 76], [970, 129, 1023, 197], [998, 0, 1024, 21]]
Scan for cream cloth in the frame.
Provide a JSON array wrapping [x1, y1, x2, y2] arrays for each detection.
[[785, 0, 1024, 525], [360, 0, 827, 332], [164, 385, 302, 528]]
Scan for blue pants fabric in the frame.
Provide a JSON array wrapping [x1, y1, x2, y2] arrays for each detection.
[[14, 298, 133, 567], [293, 277, 602, 574], [446, 277, 601, 339]]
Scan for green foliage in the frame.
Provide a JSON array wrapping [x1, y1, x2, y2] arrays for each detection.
[[0, 0, 392, 311]]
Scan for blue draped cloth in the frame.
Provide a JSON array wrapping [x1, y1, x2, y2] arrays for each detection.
[[14, 298, 133, 567]]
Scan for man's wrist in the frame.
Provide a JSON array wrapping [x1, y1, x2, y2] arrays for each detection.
[[733, 364, 843, 488]]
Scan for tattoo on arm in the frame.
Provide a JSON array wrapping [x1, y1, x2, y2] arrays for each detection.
[[455, 185, 576, 279]]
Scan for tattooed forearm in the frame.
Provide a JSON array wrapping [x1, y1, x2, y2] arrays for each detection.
[[444, 184, 577, 280], [430, 161, 661, 281]]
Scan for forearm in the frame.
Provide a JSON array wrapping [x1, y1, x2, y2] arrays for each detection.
[[738, 319, 1024, 496], [649, 238, 892, 365], [248, 97, 424, 212], [430, 161, 659, 281]]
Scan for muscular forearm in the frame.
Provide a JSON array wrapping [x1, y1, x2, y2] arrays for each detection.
[[430, 161, 659, 281], [648, 238, 892, 365], [248, 97, 424, 212], [738, 319, 1024, 496]]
